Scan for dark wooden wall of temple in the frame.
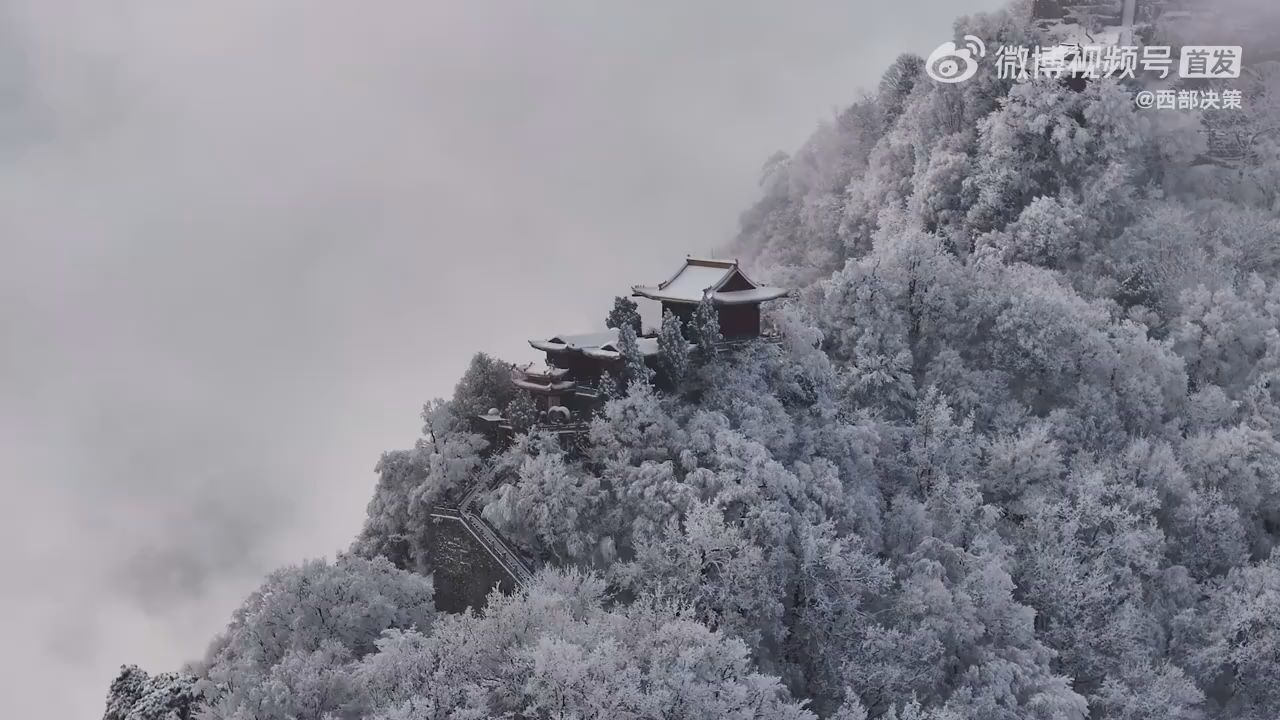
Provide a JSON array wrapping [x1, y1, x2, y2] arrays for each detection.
[[662, 301, 696, 330], [719, 304, 760, 339], [660, 301, 759, 340], [545, 349, 614, 385]]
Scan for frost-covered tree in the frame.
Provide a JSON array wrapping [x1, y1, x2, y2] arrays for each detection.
[[597, 369, 621, 403], [488, 440, 606, 562], [613, 501, 784, 648], [448, 353, 517, 422], [1176, 556, 1280, 719], [195, 555, 435, 720], [657, 309, 691, 387], [354, 400, 488, 571], [692, 296, 723, 355], [617, 321, 653, 388], [355, 570, 815, 720], [504, 389, 538, 433], [878, 54, 924, 122], [605, 295, 642, 334], [103, 666, 202, 720]]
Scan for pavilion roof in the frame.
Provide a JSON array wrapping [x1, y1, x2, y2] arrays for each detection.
[[528, 330, 619, 354], [514, 362, 571, 380], [632, 257, 788, 305], [528, 330, 661, 359], [581, 337, 662, 361], [512, 376, 576, 393]]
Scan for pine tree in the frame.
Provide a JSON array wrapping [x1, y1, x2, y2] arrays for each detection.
[[618, 322, 654, 389], [605, 296, 642, 334], [450, 353, 518, 420], [657, 309, 691, 387], [692, 296, 723, 356], [104, 666, 203, 720], [505, 391, 538, 433], [597, 370, 621, 405]]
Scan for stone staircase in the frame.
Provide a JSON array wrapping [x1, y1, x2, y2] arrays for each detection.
[[430, 465, 535, 593]]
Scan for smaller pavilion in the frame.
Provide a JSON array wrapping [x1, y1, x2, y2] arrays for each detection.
[[520, 330, 660, 415]]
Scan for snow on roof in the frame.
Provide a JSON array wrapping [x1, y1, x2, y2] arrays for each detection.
[[1036, 0, 1139, 47], [1025, 16, 1139, 79], [632, 257, 788, 305], [583, 337, 662, 361], [714, 287, 791, 305], [1045, 21, 1132, 48], [528, 330, 664, 359], [648, 259, 739, 302], [512, 377, 576, 393], [514, 362, 570, 379], [529, 330, 620, 353]]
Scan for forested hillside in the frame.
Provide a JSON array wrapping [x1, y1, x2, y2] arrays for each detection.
[[107, 3, 1280, 719]]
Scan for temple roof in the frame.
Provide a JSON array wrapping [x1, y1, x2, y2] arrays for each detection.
[[632, 257, 788, 305], [582, 337, 662, 361], [528, 329, 664, 361], [529, 330, 620, 354], [512, 376, 576, 393], [514, 362, 571, 380]]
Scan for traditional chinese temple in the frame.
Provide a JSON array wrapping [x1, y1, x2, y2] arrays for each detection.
[[494, 257, 787, 434], [632, 257, 789, 339], [515, 330, 660, 416], [447, 257, 786, 612], [510, 361, 574, 411]]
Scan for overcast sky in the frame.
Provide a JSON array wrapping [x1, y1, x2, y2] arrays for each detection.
[[0, 1, 1008, 717]]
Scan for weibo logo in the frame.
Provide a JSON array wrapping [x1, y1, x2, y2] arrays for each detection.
[[926, 35, 988, 84]]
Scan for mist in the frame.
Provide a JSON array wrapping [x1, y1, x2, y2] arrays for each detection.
[[0, 1, 1007, 717]]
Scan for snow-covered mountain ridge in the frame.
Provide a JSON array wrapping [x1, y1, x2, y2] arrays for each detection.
[[106, 2, 1280, 718]]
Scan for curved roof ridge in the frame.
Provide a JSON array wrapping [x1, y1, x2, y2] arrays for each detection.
[[633, 256, 786, 305]]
